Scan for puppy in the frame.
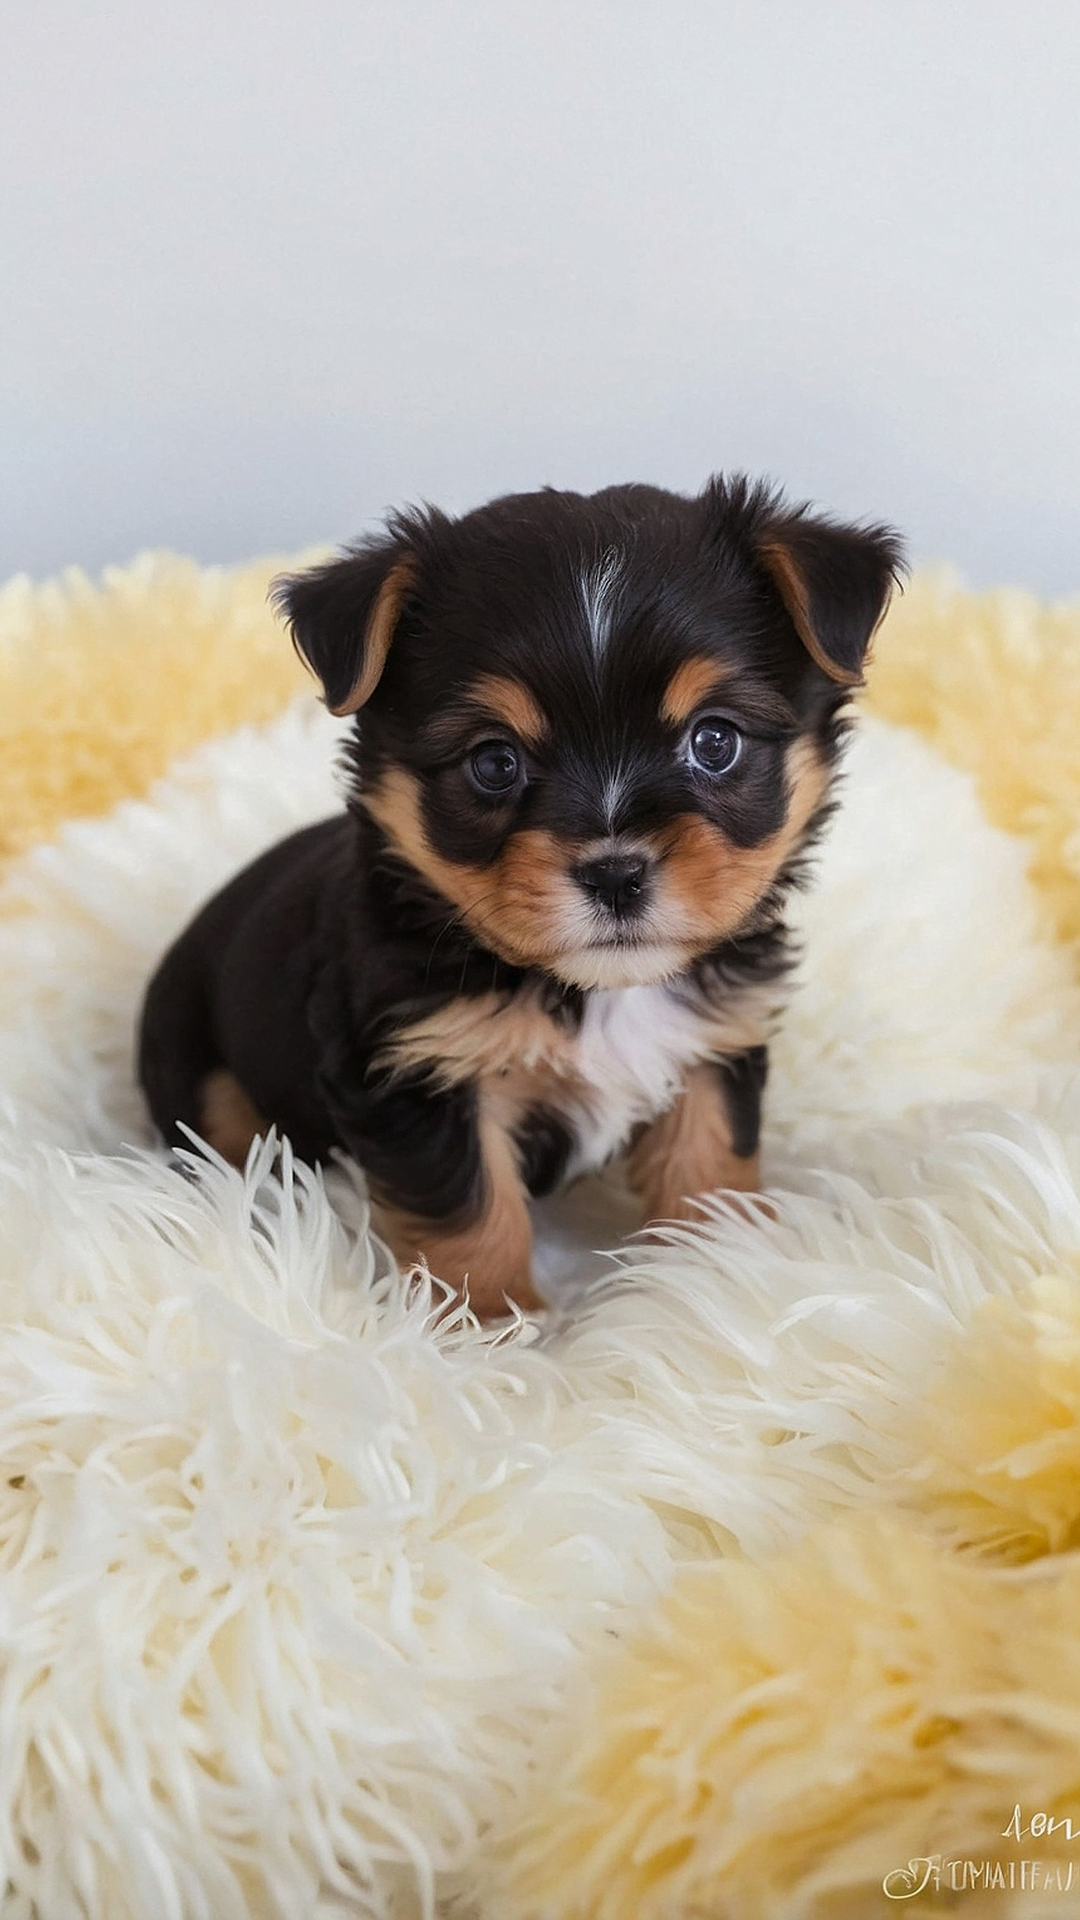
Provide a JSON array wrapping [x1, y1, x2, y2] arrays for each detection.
[[138, 477, 901, 1317]]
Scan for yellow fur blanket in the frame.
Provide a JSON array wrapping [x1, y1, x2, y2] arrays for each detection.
[[3, 551, 1080, 1920], [4, 556, 1079, 942]]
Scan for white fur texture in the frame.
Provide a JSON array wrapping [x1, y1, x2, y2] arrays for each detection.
[[1, 701, 1080, 1917], [562, 981, 759, 1177]]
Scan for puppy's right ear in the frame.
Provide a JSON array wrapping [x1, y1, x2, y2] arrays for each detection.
[[272, 541, 417, 715]]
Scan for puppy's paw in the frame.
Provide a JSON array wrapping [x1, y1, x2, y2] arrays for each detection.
[[641, 1184, 778, 1238], [420, 1265, 546, 1324], [198, 1068, 267, 1166], [376, 1203, 546, 1322]]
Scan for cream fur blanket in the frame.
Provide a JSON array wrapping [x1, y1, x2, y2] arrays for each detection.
[[3, 555, 1080, 1918]]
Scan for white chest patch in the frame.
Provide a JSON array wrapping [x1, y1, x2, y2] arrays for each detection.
[[382, 974, 774, 1182], [562, 985, 718, 1176]]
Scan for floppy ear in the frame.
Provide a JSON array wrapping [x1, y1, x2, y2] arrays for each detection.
[[755, 506, 904, 688], [272, 542, 417, 715]]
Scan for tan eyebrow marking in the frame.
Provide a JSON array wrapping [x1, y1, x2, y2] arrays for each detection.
[[660, 655, 730, 727], [468, 674, 548, 745]]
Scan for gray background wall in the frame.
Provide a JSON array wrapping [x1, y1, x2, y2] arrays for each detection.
[[3, 0, 1079, 591]]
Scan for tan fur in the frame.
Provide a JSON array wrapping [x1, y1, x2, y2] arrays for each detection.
[[372, 1106, 541, 1319], [199, 1044, 543, 1320], [681, 988, 773, 1062], [758, 539, 883, 688], [324, 557, 417, 714], [660, 655, 729, 726], [626, 1063, 759, 1224], [199, 1068, 267, 1166], [365, 740, 828, 983], [376, 986, 576, 1089], [362, 768, 582, 968], [379, 979, 769, 1099], [378, 989, 602, 1183], [467, 674, 548, 746], [657, 736, 831, 944]]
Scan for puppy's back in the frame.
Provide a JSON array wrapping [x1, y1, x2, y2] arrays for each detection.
[[138, 817, 350, 1160]]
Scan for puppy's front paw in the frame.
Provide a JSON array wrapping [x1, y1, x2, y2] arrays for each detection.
[[375, 1203, 545, 1322], [419, 1247, 546, 1322], [640, 1184, 777, 1238], [627, 1058, 772, 1235]]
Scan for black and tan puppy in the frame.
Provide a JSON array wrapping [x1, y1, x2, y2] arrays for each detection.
[[138, 478, 901, 1317]]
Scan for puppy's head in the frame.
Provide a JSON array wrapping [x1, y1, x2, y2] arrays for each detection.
[[275, 480, 902, 989]]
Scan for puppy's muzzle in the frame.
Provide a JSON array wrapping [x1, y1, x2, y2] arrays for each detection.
[[572, 852, 651, 920]]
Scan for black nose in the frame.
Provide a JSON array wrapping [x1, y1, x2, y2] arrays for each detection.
[[573, 854, 650, 917]]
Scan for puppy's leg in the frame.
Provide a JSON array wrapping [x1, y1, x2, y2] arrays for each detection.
[[198, 1068, 268, 1166], [627, 1047, 767, 1226], [371, 1106, 542, 1320]]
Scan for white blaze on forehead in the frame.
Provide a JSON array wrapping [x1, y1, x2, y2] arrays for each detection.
[[600, 764, 631, 831], [579, 547, 622, 659]]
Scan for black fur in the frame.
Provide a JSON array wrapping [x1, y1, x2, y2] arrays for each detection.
[[139, 477, 902, 1250], [715, 1046, 770, 1161]]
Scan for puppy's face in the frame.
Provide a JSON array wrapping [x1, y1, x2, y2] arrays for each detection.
[[277, 480, 901, 989]]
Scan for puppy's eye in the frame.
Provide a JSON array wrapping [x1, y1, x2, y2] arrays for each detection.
[[688, 716, 742, 776], [467, 739, 522, 795]]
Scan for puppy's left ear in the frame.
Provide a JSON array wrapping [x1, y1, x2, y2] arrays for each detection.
[[754, 502, 904, 688], [272, 540, 417, 715]]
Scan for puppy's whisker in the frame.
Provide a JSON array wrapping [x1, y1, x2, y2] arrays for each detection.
[[423, 902, 474, 985], [456, 888, 517, 988], [420, 884, 519, 990], [425, 882, 519, 981], [458, 887, 517, 943]]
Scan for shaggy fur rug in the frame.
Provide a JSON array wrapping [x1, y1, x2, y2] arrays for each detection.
[[3, 555, 1080, 1919]]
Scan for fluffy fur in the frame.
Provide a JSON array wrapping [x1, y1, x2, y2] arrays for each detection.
[[3, 554, 1080, 1918], [872, 566, 1080, 950], [137, 482, 900, 1314], [6, 548, 1080, 938], [0, 549, 313, 864], [482, 1507, 1080, 1919]]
